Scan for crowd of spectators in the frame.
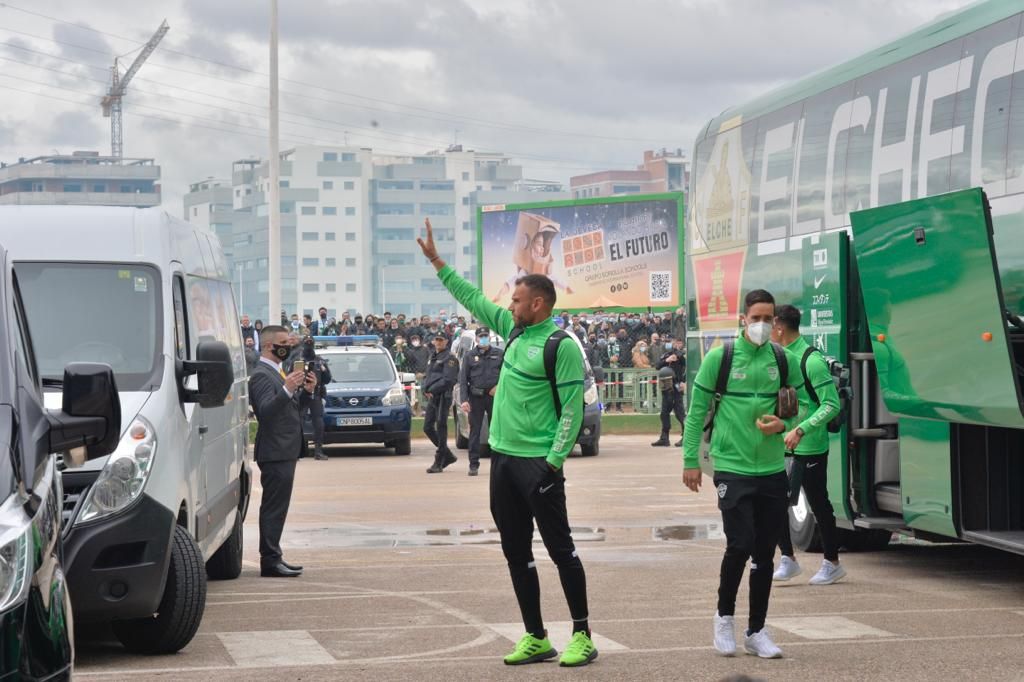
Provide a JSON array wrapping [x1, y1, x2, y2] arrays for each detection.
[[240, 307, 688, 379]]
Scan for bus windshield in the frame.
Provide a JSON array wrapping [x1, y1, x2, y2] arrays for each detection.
[[15, 262, 163, 392]]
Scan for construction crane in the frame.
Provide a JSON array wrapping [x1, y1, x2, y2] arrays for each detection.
[[100, 20, 169, 158]]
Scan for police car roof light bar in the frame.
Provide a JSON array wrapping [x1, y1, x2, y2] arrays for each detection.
[[312, 335, 380, 347]]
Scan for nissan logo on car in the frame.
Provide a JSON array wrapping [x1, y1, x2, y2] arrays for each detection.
[[348, 398, 359, 406]]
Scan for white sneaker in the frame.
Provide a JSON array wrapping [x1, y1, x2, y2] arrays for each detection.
[[744, 628, 783, 658], [713, 612, 736, 656], [809, 559, 847, 585], [772, 555, 802, 581]]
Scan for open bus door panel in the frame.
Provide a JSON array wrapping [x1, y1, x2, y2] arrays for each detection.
[[851, 188, 1024, 555], [850, 187, 1024, 428]]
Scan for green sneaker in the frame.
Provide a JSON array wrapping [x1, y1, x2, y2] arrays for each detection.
[[559, 631, 598, 667], [503, 633, 557, 665]]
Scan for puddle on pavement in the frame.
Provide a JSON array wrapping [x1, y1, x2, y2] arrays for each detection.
[[283, 523, 722, 549], [653, 523, 723, 541]]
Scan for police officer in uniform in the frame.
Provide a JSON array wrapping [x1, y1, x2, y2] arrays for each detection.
[[424, 333, 460, 473], [652, 336, 686, 447], [458, 327, 503, 476]]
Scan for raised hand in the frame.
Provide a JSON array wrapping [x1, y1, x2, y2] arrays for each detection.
[[417, 218, 441, 264]]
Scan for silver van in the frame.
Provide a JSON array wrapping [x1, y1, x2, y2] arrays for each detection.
[[0, 206, 249, 654]]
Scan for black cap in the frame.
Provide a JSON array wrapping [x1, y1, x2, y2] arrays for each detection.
[[476, 327, 490, 337]]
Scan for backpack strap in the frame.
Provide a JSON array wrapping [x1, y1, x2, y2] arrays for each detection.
[[505, 326, 525, 350], [544, 330, 572, 418], [703, 339, 734, 435], [770, 341, 789, 388], [800, 346, 821, 406], [715, 339, 734, 396]]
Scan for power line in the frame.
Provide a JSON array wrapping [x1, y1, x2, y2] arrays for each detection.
[[0, 44, 631, 170], [0, 4, 669, 144], [0, 79, 614, 174]]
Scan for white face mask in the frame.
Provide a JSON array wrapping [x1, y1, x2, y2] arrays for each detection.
[[746, 321, 772, 346]]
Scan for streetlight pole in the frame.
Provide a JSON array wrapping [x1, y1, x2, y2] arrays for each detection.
[[267, 0, 281, 325]]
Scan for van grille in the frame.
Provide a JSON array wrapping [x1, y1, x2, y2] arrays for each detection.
[[61, 470, 99, 534], [326, 395, 381, 408]]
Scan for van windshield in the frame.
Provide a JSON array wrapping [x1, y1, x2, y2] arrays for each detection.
[[15, 262, 163, 391], [321, 352, 396, 384]]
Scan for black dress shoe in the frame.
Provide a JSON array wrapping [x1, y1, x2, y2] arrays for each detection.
[[261, 561, 302, 577], [281, 560, 304, 571], [441, 450, 457, 469]]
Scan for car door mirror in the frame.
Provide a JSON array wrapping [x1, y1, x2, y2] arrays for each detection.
[[47, 362, 121, 460], [401, 372, 416, 383], [181, 341, 234, 408]]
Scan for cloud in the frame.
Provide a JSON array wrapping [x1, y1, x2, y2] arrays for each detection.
[[0, 0, 980, 212], [48, 110, 104, 148]]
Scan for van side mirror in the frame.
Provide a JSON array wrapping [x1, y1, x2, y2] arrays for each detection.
[[47, 363, 121, 459], [181, 341, 234, 408], [401, 372, 416, 383]]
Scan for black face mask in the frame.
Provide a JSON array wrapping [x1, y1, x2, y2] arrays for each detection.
[[320, 314, 327, 320], [272, 344, 291, 360]]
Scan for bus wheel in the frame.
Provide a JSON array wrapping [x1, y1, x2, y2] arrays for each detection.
[[789, 490, 822, 553]]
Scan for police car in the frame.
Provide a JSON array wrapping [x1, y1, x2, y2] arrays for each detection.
[[302, 335, 414, 454], [451, 328, 602, 456]]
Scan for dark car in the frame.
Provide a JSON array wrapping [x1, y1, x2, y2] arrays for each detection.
[[0, 245, 120, 678], [303, 337, 414, 454], [451, 329, 602, 457]]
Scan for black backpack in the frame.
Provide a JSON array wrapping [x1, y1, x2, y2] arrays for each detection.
[[505, 327, 579, 421], [800, 346, 851, 434], [702, 339, 791, 443]]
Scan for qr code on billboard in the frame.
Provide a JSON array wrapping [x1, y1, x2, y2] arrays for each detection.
[[650, 271, 672, 302]]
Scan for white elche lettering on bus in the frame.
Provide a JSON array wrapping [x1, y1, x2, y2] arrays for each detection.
[[741, 33, 1024, 253]]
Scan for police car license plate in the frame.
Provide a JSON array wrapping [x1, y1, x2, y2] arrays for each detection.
[[337, 417, 372, 426]]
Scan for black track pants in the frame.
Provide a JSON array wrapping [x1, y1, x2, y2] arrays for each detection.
[[779, 453, 840, 562], [714, 470, 788, 633], [489, 451, 589, 636]]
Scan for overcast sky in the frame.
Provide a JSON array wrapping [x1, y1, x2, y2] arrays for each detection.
[[0, 0, 975, 212]]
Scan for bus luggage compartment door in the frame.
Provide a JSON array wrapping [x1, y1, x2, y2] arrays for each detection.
[[850, 188, 1024, 428]]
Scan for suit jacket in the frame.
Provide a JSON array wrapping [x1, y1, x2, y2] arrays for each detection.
[[249, 360, 312, 463]]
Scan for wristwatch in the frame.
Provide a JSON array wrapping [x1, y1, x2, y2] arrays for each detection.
[[795, 427, 805, 437]]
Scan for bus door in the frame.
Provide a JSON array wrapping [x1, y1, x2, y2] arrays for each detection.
[[851, 187, 1024, 552]]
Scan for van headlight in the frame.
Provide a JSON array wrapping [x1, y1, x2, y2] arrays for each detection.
[[0, 527, 30, 614], [77, 417, 157, 524], [381, 386, 407, 406]]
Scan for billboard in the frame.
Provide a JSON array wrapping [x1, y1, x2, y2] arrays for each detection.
[[478, 193, 684, 310]]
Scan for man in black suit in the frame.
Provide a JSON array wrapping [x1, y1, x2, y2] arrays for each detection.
[[249, 325, 317, 578]]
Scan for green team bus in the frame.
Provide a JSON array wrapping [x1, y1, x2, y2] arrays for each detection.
[[688, 0, 1024, 554]]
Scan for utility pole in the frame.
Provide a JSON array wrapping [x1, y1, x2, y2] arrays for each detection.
[[101, 20, 169, 158], [267, 0, 281, 323]]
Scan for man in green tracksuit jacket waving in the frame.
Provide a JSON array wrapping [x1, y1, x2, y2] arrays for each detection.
[[682, 289, 804, 660], [417, 219, 597, 668], [770, 304, 845, 586]]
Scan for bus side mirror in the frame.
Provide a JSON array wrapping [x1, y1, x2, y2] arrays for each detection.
[[182, 341, 234, 408]]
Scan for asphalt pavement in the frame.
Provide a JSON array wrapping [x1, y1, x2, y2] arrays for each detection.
[[76, 435, 1024, 681]]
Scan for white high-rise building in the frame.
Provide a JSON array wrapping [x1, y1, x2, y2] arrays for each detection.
[[184, 145, 567, 322]]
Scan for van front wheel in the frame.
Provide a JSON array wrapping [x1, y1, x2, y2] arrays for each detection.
[[206, 511, 243, 580], [113, 525, 207, 655]]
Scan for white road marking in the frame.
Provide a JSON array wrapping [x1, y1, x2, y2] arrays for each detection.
[[76, 632, 1024, 676], [770, 615, 896, 640], [217, 630, 335, 667], [488, 621, 629, 652]]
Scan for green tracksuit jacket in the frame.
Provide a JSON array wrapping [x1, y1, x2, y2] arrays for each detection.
[[786, 335, 841, 456], [437, 266, 584, 468], [682, 334, 804, 475]]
